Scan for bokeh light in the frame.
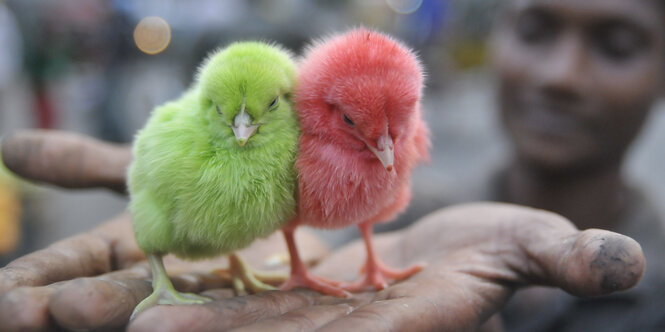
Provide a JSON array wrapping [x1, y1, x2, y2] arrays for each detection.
[[133, 16, 171, 55], [386, 0, 423, 14]]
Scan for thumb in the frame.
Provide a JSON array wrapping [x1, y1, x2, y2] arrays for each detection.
[[396, 203, 646, 296], [526, 227, 645, 296]]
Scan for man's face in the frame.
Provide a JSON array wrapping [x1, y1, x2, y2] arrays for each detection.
[[491, 0, 665, 174]]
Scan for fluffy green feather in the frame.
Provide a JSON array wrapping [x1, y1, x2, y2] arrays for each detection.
[[128, 42, 299, 259]]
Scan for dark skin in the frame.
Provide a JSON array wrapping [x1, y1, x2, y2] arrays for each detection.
[[1, 0, 662, 329], [491, 0, 665, 231], [0, 131, 646, 331]]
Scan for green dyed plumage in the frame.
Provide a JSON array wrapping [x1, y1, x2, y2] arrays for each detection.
[[128, 42, 299, 259]]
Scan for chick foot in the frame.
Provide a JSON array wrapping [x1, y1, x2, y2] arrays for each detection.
[[281, 228, 350, 297], [213, 253, 287, 295], [342, 221, 425, 292], [280, 268, 349, 297], [131, 254, 211, 321], [342, 258, 424, 292], [131, 286, 211, 320]]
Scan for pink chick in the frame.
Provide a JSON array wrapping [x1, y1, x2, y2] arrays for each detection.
[[281, 28, 431, 296]]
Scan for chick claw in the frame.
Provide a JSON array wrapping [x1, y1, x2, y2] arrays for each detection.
[[213, 253, 288, 295], [342, 259, 425, 292], [130, 286, 211, 321], [280, 270, 350, 298], [130, 254, 214, 321]]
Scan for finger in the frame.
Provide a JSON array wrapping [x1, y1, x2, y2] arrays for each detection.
[[170, 271, 233, 293], [128, 289, 349, 332], [0, 234, 112, 294], [40, 262, 232, 331], [0, 267, 149, 332], [0, 287, 57, 331], [0, 284, 62, 332], [1, 130, 132, 193], [48, 266, 152, 331], [0, 213, 142, 294]]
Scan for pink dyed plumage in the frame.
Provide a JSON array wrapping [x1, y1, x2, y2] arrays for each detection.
[[280, 28, 430, 296], [295, 29, 429, 229]]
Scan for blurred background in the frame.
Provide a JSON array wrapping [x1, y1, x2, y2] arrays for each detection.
[[1, 0, 664, 262]]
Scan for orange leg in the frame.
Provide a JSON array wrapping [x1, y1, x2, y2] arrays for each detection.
[[342, 222, 424, 292], [279, 228, 349, 298]]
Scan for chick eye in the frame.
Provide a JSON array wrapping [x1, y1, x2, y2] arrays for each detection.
[[343, 114, 355, 127], [216, 105, 222, 115], [268, 97, 279, 111]]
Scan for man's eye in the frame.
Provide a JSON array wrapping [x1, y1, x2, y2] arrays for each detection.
[[268, 97, 279, 110], [515, 10, 558, 45], [592, 23, 647, 62]]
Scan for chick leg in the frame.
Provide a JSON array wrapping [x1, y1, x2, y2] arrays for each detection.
[[342, 222, 424, 292], [279, 228, 349, 297], [131, 253, 211, 320], [226, 253, 286, 295]]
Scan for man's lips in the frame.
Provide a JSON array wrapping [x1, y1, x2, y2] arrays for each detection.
[[512, 95, 587, 137]]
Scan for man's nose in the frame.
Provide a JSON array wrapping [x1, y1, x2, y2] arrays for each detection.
[[538, 32, 589, 97]]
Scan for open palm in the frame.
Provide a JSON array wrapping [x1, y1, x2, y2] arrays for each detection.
[[0, 131, 645, 332]]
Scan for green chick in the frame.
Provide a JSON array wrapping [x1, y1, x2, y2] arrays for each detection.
[[127, 41, 299, 319]]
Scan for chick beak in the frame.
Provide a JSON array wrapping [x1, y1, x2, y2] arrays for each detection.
[[232, 109, 258, 147], [366, 133, 394, 172]]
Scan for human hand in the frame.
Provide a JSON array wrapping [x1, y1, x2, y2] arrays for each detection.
[[128, 203, 644, 332], [0, 131, 645, 332]]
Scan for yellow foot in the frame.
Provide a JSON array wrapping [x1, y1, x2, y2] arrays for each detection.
[[130, 253, 212, 321], [213, 253, 288, 295], [130, 287, 211, 320]]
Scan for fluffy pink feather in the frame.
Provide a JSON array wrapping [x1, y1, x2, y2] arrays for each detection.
[[280, 28, 430, 296], [295, 28, 429, 228]]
